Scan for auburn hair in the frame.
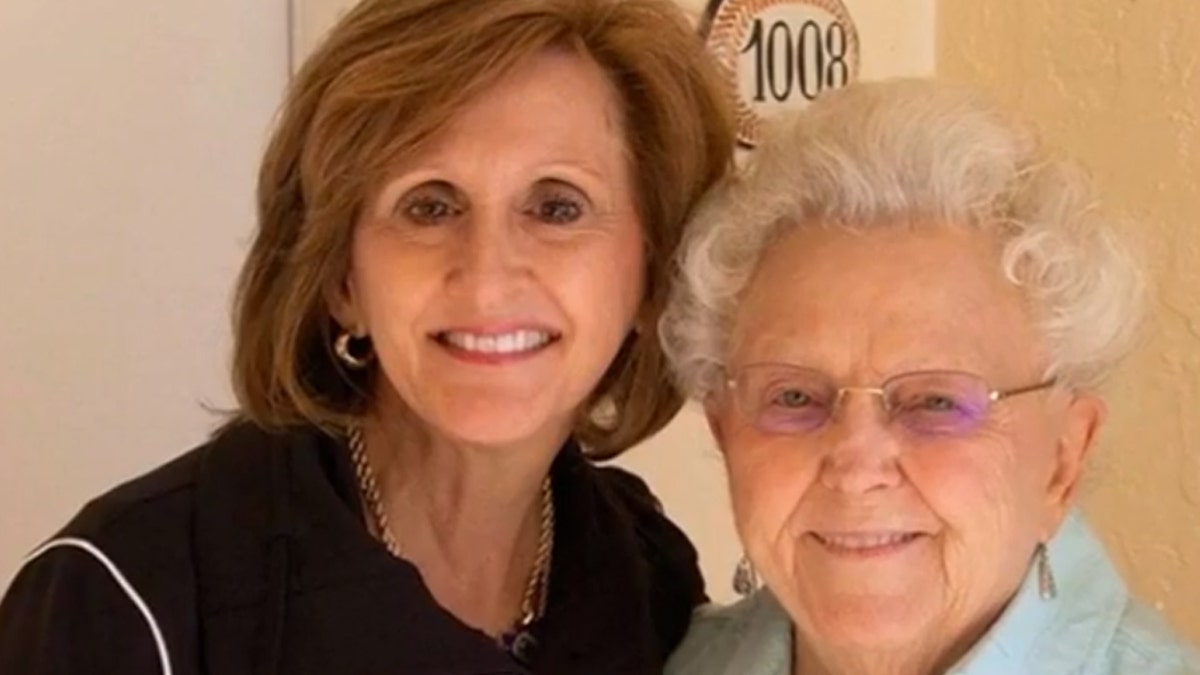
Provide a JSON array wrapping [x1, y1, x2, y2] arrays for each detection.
[[231, 0, 735, 457]]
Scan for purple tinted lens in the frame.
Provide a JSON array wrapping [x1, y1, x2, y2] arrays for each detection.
[[757, 405, 829, 433], [889, 376, 990, 436], [740, 367, 832, 434], [899, 406, 985, 435]]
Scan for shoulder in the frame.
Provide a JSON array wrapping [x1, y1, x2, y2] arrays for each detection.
[[32, 419, 283, 561], [1008, 512, 1200, 675], [0, 421, 294, 674], [36, 420, 313, 603], [18, 429, 214, 594], [666, 591, 792, 675], [62, 438, 206, 544], [590, 462, 705, 588], [667, 598, 759, 667], [1100, 601, 1200, 675], [1049, 514, 1200, 675], [0, 431, 213, 674], [559, 454, 706, 657], [590, 458, 700, 590], [589, 463, 665, 518], [572, 459, 698, 575]]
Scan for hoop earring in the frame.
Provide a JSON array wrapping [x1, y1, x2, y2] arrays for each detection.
[[335, 331, 373, 370], [732, 555, 760, 597], [1036, 542, 1057, 601]]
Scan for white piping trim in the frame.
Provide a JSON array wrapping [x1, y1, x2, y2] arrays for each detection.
[[22, 537, 173, 675]]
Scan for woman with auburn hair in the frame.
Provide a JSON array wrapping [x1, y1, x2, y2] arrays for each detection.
[[0, 1, 735, 673]]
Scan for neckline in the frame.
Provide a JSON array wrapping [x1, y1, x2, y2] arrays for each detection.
[[322, 432, 594, 654], [280, 428, 659, 673]]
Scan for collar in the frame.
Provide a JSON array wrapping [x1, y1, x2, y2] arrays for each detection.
[[671, 511, 1130, 675], [949, 511, 1128, 675], [668, 591, 794, 675], [193, 423, 667, 674], [722, 592, 793, 675]]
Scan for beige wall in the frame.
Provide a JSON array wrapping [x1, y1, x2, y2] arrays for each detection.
[[939, 1, 1200, 642], [0, 2, 287, 587]]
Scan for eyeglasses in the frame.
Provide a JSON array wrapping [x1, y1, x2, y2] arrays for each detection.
[[725, 364, 1057, 438]]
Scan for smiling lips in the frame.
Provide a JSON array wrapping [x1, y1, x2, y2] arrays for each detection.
[[811, 531, 924, 557], [434, 329, 560, 363]]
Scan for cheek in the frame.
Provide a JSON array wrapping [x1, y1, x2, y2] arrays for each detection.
[[590, 231, 645, 308], [724, 431, 818, 551], [348, 239, 450, 403], [919, 435, 1058, 530], [569, 259, 642, 321], [904, 438, 1052, 591], [552, 235, 645, 335], [906, 441, 1025, 537], [350, 233, 441, 325]]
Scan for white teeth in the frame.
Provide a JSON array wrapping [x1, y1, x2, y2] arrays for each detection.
[[497, 334, 515, 353], [442, 330, 553, 354], [817, 532, 917, 550]]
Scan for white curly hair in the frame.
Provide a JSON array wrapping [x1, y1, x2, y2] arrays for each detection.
[[660, 78, 1145, 400]]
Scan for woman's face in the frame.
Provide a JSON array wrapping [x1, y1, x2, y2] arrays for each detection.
[[337, 49, 644, 450], [709, 224, 1103, 657]]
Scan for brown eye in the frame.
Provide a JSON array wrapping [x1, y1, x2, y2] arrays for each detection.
[[535, 198, 583, 225], [404, 197, 459, 224], [526, 180, 589, 225], [395, 181, 463, 225]]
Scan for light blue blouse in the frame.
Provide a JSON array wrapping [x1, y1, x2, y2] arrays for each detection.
[[667, 512, 1199, 675]]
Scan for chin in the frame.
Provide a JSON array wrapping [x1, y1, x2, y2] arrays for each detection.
[[799, 592, 936, 652], [427, 398, 567, 449]]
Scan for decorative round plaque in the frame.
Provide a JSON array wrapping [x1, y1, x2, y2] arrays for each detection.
[[702, 0, 861, 148]]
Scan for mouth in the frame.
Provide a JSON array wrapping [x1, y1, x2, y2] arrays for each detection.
[[433, 329, 561, 359], [810, 531, 925, 557]]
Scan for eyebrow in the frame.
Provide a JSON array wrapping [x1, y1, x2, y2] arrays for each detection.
[[537, 160, 613, 185]]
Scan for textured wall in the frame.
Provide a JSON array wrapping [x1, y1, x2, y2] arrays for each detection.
[[940, 0, 1200, 642]]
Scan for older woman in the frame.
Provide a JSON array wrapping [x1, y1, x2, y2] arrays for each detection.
[[662, 79, 1199, 675], [0, 1, 734, 673]]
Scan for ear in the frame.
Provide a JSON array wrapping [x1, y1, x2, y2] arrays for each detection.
[[703, 398, 730, 454], [1043, 392, 1106, 533], [326, 273, 363, 334]]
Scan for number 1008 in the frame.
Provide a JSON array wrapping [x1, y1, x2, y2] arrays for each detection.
[[741, 18, 851, 103]]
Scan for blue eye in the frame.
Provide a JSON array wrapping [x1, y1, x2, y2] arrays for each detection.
[[918, 394, 960, 412], [885, 373, 994, 437], [890, 386, 969, 415], [772, 389, 815, 408]]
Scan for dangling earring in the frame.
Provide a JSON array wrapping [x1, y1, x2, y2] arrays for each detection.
[[732, 555, 760, 597], [1036, 542, 1057, 601], [335, 330, 373, 370]]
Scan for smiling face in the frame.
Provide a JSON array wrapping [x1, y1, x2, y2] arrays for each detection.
[[708, 223, 1103, 662], [336, 48, 645, 450]]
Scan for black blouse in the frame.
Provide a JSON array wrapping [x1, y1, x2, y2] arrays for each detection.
[[0, 422, 705, 674]]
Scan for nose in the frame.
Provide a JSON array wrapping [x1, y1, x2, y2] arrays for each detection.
[[817, 391, 903, 494], [447, 206, 531, 304]]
